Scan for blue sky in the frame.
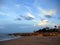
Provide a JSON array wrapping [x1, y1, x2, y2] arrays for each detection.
[[0, 0, 60, 33]]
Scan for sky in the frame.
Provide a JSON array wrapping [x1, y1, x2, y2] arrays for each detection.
[[0, 0, 60, 33]]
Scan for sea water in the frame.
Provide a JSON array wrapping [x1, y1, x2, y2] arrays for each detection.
[[0, 33, 20, 41]]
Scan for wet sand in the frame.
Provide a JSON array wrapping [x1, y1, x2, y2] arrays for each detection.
[[0, 36, 60, 45]]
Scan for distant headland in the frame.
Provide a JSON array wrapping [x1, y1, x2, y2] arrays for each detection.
[[8, 25, 60, 36]]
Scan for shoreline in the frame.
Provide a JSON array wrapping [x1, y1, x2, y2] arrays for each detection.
[[0, 36, 21, 41], [0, 36, 60, 45]]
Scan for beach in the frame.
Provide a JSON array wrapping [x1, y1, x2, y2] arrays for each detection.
[[0, 36, 60, 45]]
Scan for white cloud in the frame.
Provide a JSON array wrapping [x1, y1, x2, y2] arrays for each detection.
[[37, 7, 57, 16], [0, 11, 13, 17], [32, 20, 37, 22], [38, 20, 48, 26], [33, 0, 57, 16], [26, 12, 35, 18], [15, 4, 20, 8], [33, 0, 57, 19], [20, 12, 35, 20], [0, 12, 7, 16], [24, 6, 32, 14], [31, 19, 48, 26]]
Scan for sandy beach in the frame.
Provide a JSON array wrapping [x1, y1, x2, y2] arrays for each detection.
[[0, 36, 60, 45]]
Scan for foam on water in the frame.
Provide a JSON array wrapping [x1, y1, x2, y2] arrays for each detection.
[[0, 34, 21, 41]]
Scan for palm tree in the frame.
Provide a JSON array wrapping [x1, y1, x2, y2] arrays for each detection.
[[54, 25, 57, 29], [54, 25, 58, 32]]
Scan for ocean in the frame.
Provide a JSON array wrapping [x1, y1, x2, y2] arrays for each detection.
[[0, 33, 20, 41]]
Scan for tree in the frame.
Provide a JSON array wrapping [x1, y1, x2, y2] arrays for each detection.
[[54, 25, 57, 29], [46, 27, 49, 30]]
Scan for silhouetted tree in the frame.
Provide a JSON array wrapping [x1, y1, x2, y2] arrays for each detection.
[[46, 27, 49, 30], [54, 25, 57, 29]]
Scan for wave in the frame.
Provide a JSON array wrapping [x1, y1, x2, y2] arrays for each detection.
[[0, 34, 21, 41]]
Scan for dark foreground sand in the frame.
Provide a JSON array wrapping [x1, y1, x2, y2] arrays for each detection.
[[0, 36, 60, 45]]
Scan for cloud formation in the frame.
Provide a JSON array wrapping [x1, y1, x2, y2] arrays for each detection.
[[0, 12, 7, 16], [45, 15, 52, 18], [37, 7, 57, 18], [16, 18, 21, 21], [20, 12, 35, 20], [38, 20, 48, 26], [15, 4, 20, 8], [24, 6, 32, 14], [0, 12, 8, 19]]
